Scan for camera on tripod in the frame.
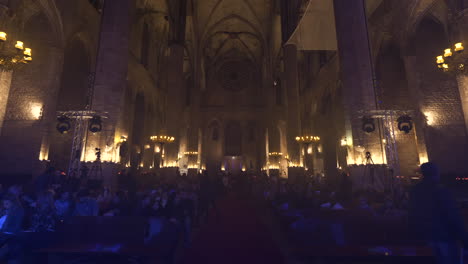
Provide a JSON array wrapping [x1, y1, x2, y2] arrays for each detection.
[[95, 148, 101, 161]]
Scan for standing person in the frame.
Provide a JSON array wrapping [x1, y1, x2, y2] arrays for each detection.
[[30, 191, 56, 232], [409, 162, 468, 264], [34, 167, 56, 194]]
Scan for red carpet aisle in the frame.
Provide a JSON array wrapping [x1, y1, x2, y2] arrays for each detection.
[[181, 194, 285, 264]]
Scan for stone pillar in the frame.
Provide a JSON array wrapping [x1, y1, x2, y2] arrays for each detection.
[[456, 74, 468, 135], [402, 56, 429, 163], [333, 0, 383, 163], [284, 44, 301, 166], [165, 44, 185, 165], [0, 71, 12, 134], [86, 0, 131, 184]]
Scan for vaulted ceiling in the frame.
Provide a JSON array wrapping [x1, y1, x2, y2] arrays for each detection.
[[187, 0, 279, 67]]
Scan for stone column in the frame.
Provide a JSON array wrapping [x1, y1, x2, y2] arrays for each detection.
[[456, 74, 468, 135], [86, 0, 131, 185], [0, 71, 12, 134], [165, 44, 185, 165], [284, 44, 301, 166], [333, 0, 383, 163], [402, 55, 429, 163]]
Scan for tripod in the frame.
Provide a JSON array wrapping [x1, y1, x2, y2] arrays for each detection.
[[363, 151, 375, 190], [88, 148, 103, 180]]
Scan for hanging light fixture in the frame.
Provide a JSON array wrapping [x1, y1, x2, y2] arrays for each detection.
[[436, 42, 465, 73], [0, 32, 33, 71], [362, 117, 376, 133], [88, 116, 102, 133], [397, 115, 413, 134], [56, 116, 71, 134]]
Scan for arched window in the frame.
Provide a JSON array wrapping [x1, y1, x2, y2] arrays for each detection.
[[212, 127, 219, 141]]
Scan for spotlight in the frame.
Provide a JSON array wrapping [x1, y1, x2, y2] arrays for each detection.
[[397, 115, 413, 134], [362, 117, 375, 133], [56, 116, 71, 134], [88, 116, 102, 133]]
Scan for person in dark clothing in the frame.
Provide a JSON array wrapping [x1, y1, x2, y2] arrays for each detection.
[[199, 172, 219, 219], [337, 172, 353, 207], [34, 167, 57, 194], [409, 162, 468, 264]]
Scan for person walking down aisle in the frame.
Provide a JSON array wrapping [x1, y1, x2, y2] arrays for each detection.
[[409, 162, 468, 264]]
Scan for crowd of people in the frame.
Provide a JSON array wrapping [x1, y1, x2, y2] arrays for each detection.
[[0, 166, 231, 262], [0, 162, 466, 263]]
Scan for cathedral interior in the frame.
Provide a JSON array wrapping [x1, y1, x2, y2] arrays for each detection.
[[0, 0, 468, 263]]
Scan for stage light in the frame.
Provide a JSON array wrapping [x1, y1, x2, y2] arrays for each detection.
[[362, 117, 375, 133], [88, 116, 102, 133], [56, 116, 71, 134], [397, 115, 413, 134]]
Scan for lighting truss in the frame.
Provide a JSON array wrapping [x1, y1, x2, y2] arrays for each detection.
[[57, 110, 108, 177]]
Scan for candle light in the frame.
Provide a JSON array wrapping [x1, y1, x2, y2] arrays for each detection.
[[443, 48, 452, 58], [0, 32, 6, 42], [455, 43, 464, 52], [15, 41, 24, 50], [24, 48, 32, 57]]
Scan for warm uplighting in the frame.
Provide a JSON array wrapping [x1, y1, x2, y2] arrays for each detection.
[[444, 48, 452, 58], [419, 155, 429, 165], [155, 146, 161, 153], [184, 151, 198, 155], [436, 56, 444, 65], [340, 138, 348, 147], [424, 111, 435, 126], [144, 144, 151, 149], [30, 103, 43, 120], [0, 32, 6, 42], [455, 43, 464, 52]]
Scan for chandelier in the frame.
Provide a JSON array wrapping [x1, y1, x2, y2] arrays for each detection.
[[0, 31, 33, 71], [295, 135, 320, 144], [436, 42, 465, 73], [150, 135, 175, 144]]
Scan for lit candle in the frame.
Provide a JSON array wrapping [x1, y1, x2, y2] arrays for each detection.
[[15, 41, 24, 50], [24, 48, 32, 57], [444, 48, 452, 57], [436, 55, 444, 65], [0, 32, 6, 42], [455, 43, 464, 52]]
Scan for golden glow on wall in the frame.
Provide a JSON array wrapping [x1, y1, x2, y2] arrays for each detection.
[[454, 43, 464, 52], [30, 103, 42, 120], [424, 111, 436, 126], [419, 155, 429, 165], [38, 150, 48, 161]]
